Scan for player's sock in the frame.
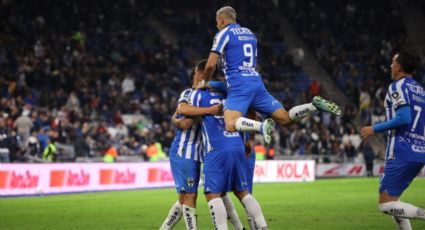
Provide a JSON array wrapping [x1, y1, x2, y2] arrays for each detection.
[[391, 216, 412, 230], [288, 103, 317, 121], [183, 204, 197, 230], [222, 195, 244, 230], [235, 117, 262, 132], [160, 201, 182, 230], [247, 216, 257, 230], [208, 198, 228, 230], [379, 201, 425, 220], [241, 195, 267, 229]]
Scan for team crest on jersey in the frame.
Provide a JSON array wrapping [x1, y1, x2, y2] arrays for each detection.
[[186, 177, 194, 187], [391, 92, 400, 99]]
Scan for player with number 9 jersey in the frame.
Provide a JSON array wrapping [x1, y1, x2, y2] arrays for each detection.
[[211, 20, 282, 116]]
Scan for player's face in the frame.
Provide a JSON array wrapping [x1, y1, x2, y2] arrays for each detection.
[[391, 54, 401, 80], [216, 16, 224, 30]]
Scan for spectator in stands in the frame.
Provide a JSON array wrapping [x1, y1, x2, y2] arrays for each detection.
[[361, 140, 375, 177], [13, 109, 33, 149]]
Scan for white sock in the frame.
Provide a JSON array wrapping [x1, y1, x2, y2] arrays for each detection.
[[391, 216, 412, 230], [247, 217, 257, 230], [379, 201, 425, 220], [288, 103, 317, 121], [222, 195, 244, 230], [241, 194, 267, 229], [160, 201, 182, 230], [208, 198, 228, 230], [183, 204, 197, 230], [235, 117, 262, 132]]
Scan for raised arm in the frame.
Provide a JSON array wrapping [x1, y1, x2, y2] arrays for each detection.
[[204, 52, 220, 82]]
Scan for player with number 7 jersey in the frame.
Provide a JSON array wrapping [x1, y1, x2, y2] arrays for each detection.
[[361, 51, 425, 229], [382, 76, 425, 162]]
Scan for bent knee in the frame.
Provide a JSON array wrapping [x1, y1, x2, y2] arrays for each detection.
[[271, 109, 292, 126]]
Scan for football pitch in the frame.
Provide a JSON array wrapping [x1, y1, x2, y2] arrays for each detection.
[[1, 178, 424, 230]]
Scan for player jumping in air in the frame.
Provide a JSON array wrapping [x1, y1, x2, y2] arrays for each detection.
[[204, 6, 341, 144]]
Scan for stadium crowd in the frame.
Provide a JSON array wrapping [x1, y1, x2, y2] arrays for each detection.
[[1, 0, 422, 163]]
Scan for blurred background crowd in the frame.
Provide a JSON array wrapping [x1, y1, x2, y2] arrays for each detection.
[[0, 0, 424, 163]]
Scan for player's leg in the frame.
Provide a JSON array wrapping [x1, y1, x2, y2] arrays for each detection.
[[224, 78, 274, 144], [275, 96, 342, 122], [252, 82, 340, 125], [234, 190, 267, 230], [206, 193, 228, 230], [245, 152, 257, 230], [182, 192, 198, 230], [378, 161, 425, 229], [181, 160, 202, 230], [161, 151, 185, 229], [222, 193, 244, 230], [204, 150, 229, 230], [160, 194, 184, 230], [231, 145, 267, 229]]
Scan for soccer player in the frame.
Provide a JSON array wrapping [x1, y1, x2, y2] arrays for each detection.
[[361, 51, 425, 229], [187, 62, 268, 230], [160, 71, 221, 230], [178, 60, 247, 230], [204, 6, 341, 144]]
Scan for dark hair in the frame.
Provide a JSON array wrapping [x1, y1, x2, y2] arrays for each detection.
[[189, 69, 195, 85], [194, 59, 223, 80], [395, 50, 419, 74], [196, 59, 208, 72]]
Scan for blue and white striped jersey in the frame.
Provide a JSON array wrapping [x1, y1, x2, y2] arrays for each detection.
[[384, 77, 425, 162], [211, 23, 260, 78], [171, 88, 204, 162], [189, 88, 243, 152]]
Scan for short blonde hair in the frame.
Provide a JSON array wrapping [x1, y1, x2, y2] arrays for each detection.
[[216, 6, 236, 22]]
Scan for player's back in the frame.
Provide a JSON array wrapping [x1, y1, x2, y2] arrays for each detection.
[[212, 24, 259, 78], [189, 88, 243, 152], [170, 88, 203, 162], [385, 77, 425, 162]]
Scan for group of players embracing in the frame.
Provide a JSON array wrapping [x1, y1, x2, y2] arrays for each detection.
[[159, 6, 341, 230]]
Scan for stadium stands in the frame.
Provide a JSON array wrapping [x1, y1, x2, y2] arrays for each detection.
[[1, 0, 422, 163]]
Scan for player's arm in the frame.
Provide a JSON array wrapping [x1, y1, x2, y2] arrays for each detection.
[[171, 111, 193, 130], [204, 53, 220, 82], [177, 102, 222, 116], [361, 105, 411, 139]]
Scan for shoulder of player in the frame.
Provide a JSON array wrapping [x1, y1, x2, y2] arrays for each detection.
[[179, 88, 193, 96], [388, 78, 407, 92]]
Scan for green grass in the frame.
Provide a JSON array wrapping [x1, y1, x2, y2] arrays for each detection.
[[1, 178, 425, 229]]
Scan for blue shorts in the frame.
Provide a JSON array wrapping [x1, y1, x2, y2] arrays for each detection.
[[225, 76, 283, 116], [379, 160, 424, 196], [203, 145, 248, 194], [169, 147, 201, 193], [245, 152, 256, 194]]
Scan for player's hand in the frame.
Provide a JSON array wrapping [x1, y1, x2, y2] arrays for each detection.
[[360, 126, 375, 139], [208, 104, 223, 115]]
